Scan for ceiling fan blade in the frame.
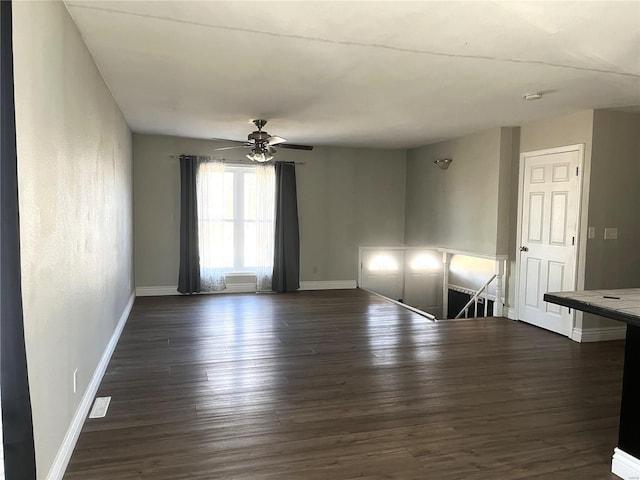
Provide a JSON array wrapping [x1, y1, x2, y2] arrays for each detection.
[[278, 143, 314, 151], [210, 137, 249, 144], [214, 145, 252, 151], [267, 145, 277, 154], [267, 135, 287, 146]]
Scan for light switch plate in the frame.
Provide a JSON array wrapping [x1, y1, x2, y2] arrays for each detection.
[[588, 227, 595, 239], [604, 227, 618, 240]]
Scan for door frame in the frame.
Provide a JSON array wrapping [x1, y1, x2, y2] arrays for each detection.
[[514, 144, 586, 338]]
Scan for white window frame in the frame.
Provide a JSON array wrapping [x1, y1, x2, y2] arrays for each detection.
[[198, 163, 274, 275]]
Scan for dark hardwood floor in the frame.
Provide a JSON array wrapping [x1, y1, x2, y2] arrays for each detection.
[[64, 289, 623, 479]]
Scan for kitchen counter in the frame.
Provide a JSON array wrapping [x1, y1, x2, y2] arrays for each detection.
[[545, 288, 640, 480]]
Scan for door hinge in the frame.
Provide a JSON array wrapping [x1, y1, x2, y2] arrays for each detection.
[[572, 236, 575, 246], [576, 167, 579, 176]]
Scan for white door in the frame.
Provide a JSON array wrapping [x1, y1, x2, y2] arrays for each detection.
[[517, 146, 583, 336]]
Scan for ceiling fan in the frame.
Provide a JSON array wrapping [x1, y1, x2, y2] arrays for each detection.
[[212, 119, 313, 162]]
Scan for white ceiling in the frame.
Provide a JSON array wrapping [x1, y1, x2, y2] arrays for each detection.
[[65, 1, 640, 149]]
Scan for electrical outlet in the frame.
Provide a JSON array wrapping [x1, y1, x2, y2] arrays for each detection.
[[312, 265, 318, 274], [73, 369, 78, 394], [604, 227, 618, 240]]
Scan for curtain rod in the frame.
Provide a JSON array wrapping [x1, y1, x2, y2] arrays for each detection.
[[168, 155, 305, 165]]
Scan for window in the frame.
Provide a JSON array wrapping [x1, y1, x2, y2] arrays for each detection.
[[197, 161, 275, 290]]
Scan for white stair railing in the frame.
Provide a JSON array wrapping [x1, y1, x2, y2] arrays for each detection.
[[455, 274, 497, 319], [440, 249, 507, 319]]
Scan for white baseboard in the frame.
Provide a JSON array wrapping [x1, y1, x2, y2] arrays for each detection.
[[137, 280, 358, 296], [136, 284, 257, 296], [46, 291, 135, 480], [299, 280, 357, 290], [570, 328, 582, 342], [612, 448, 640, 479], [571, 326, 627, 343], [506, 307, 518, 320], [136, 286, 179, 296]]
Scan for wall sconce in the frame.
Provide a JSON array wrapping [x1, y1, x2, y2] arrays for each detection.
[[434, 158, 453, 170]]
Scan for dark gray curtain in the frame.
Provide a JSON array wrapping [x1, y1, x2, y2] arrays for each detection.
[[272, 162, 300, 292], [1, 1, 38, 478], [177, 155, 201, 294]]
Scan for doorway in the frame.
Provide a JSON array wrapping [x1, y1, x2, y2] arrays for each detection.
[[516, 145, 584, 336]]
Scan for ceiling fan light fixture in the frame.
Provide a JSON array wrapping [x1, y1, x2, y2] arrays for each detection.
[[247, 147, 273, 163], [213, 119, 312, 156]]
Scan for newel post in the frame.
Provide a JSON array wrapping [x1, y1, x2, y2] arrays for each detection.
[[442, 252, 450, 319], [494, 259, 505, 317]]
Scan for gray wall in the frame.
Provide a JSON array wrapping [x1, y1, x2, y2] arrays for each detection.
[[519, 110, 595, 154], [133, 134, 407, 287], [404, 127, 508, 255], [6, 5, 634, 475], [512, 110, 595, 313], [515, 109, 640, 330], [405, 108, 638, 330], [297, 145, 407, 281], [585, 110, 640, 328], [13, 2, 134, 478], [497, 127, 519, 257]]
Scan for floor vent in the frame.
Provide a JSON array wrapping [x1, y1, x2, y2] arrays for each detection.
[[89, 396, 111, 419]]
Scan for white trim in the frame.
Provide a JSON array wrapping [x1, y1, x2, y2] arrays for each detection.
[[437, 247, 508, 262], [506, 307, 518, 320], [575, 140, 592, 314], [136, 286, 179, 296], [571, 326, 627, 343], [570, 328, 583, 343], [299, 280, 357, 290], [612, 448, 640, 479], [46, 292, 135, 480], [514, 144, 585, 337]]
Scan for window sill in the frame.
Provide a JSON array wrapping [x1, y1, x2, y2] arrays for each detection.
[[225, 272, 257, 277]]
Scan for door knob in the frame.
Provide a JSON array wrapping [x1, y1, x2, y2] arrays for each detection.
[[520, 246, 529, 252]]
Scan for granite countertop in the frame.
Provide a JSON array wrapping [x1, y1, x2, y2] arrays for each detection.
[[544, 288, 640, 326]]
